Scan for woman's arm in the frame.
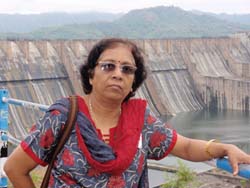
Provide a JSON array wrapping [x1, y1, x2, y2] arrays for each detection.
[[4, 145, 38, 188], [171, 134, 250, 175]]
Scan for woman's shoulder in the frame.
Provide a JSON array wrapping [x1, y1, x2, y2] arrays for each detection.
[[47, 96, 74, 115]]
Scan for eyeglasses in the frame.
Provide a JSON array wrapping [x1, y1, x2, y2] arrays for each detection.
[[97, 61, 137, 75]]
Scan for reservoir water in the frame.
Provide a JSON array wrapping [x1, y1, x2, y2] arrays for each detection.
[[166, 109, 250, 152], [149, 109, 250, 187]]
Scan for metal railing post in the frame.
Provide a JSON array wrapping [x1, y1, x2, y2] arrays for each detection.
[[0, 89, 8, 188]]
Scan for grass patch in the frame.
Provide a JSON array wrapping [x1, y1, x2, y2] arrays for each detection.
[[161, 159, 200, 188]]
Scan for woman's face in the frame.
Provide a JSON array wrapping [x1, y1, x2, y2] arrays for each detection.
[[90, 44, 136, 101]]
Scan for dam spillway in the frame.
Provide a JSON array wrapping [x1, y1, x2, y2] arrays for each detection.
[[0, 33, 249, 140]]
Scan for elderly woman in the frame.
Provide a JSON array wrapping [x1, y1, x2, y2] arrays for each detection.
[[4, 38, 250, 188]]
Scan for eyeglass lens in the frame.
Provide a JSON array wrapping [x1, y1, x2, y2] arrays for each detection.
[[98, 61, 137, 75]]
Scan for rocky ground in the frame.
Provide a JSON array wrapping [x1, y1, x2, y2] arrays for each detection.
[[153, 168, 250, 188], [195, 169, 250, 188], [149, 158, 250, 188]]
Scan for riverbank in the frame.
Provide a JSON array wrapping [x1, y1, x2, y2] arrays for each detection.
[[153, 168, 250, 188], [149, 160, 250, 188]]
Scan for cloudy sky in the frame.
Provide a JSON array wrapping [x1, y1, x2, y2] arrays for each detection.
[[1, 0, 250, 14]]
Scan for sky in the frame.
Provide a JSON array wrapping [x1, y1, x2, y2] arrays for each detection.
[[1, 0, 250, 14]]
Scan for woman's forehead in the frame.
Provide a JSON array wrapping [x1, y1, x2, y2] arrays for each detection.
[[99, 44, 134, 62]]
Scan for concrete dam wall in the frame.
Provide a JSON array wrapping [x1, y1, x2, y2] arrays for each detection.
[[0, 34, 249, 140]]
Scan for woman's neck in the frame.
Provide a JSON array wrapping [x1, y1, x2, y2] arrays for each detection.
[[86, 94, 122, 132], [88, 94, 121, 115]]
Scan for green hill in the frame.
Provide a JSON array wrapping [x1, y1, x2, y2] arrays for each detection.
[[1, 6, 250, 39]]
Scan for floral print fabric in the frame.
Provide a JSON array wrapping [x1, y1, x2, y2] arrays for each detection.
[[21, 97, 177, 188]]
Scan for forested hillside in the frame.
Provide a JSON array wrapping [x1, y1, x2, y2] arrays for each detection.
[[0, 6, 249, 39]]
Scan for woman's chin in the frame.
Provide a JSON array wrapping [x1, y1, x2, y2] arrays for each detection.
[[105, 92, 126, 101]]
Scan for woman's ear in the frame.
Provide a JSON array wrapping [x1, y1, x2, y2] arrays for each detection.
[[88, 69, 94, 85], [89, 78, 93, 85]]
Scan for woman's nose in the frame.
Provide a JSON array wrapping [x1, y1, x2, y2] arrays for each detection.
[[111, 66, 123, 80]]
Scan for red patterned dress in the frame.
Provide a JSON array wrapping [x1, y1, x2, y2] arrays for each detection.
[[21, 96, 177, 188]]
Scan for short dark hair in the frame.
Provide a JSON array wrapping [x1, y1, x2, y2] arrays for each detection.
[[80, 38, 147, 101]]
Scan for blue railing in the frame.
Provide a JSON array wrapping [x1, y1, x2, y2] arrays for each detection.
[[0, 89, 8, 188], [0, 89, 49, 187]]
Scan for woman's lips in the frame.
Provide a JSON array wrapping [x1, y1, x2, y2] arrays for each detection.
[[108, 84, 123, 91]]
